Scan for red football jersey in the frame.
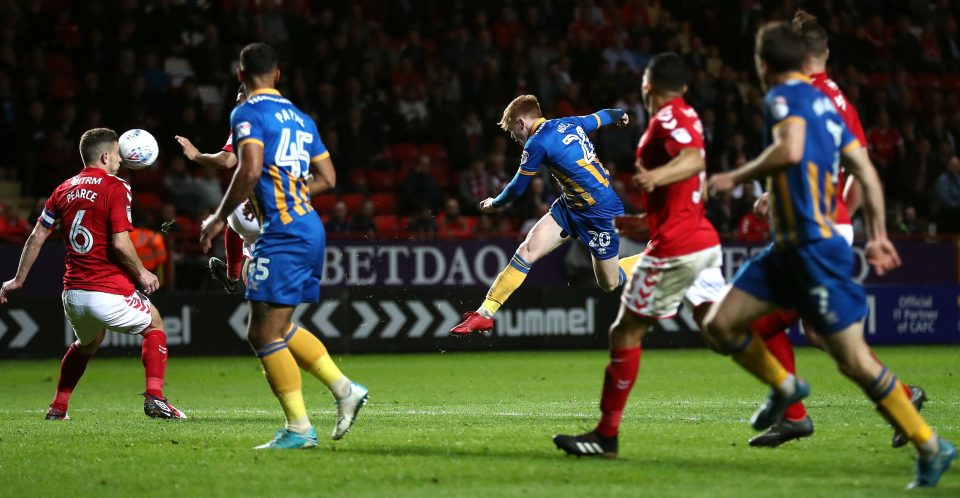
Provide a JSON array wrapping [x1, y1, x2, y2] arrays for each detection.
[[636, 97, 720, 258], [810, 72, 866, 225], [222, 130, 234, 153], [40, 168, 136, 295]]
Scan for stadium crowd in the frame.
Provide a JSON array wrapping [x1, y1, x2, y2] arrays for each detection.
[[1, 1, 959, 258]]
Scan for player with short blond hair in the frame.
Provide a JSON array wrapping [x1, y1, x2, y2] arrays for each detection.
[[450, 94, 639, 335]]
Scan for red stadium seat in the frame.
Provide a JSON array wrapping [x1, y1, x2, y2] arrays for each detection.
[[341, 194, 366, 213], [349, 169, 367, 186], [368, 170, 397, 192], [374, 215, 402, 238], [134, 192, 163, 212], [421, 143, 448, 160], [370, 193, 397, 213], [390, 143, 420, 162], [312, 194, 338, 214], [915, 74, 941, 89], [429, 160, 450, 187]]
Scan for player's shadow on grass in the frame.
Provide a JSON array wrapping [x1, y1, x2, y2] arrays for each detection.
[[340, 444, 587, 462]]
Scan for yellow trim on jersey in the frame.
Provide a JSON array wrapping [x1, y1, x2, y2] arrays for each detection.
[[842, 139, 862, 154], [299, 181, 313, 213], [249, 88, 282, 97], [577, 159, 610, 188], [824, 171, 837, 221], [310, 151, 330, 162], [289, 175, 307, 216], [591, 113, 602, 127], [237, 138, 265, 148], [530, 118, 546, 135], [268, 165, 293, 225], [785, 72, 812, 84], [550, 167, 595, 208], [775, 172, 798, 244], [806, 162, 833, 239], [772, 116, 806, 134], [518, 169, 538, 176]]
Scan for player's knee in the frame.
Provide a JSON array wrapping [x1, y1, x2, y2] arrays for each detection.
[[148, 305, 163, 330], [598, 278, 619, 293]]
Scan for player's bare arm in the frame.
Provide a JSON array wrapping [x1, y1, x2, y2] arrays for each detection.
[[634, 147, 704, 192], [842, 175, 862, 215], [0, 221, 54, 303], [200, 141, 263, 252], [307, 154, 336, 195], [841, 146, 901, 275], [175, 135, 238, 169], [709, 118, 805, 194], [110, 231, 159, 294]]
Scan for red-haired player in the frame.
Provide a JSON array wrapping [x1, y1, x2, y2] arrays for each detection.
[[747, 10, 926, 448], [175, 86, 251, 293]]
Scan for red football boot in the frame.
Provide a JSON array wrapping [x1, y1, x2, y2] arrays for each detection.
[[450, 311, 494, 335]]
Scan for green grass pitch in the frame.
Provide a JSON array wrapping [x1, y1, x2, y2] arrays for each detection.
[[1, 347, 957, 497]]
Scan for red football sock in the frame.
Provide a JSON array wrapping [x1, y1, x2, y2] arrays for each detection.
[[224, 227, 244, 280], [52, 343, 92, 411], [751, 309, 799, 340], [596, 347, 642, 437], [763, 331, 808, 421], [141, 329, 168, 398], [869, 350, 913, 397]]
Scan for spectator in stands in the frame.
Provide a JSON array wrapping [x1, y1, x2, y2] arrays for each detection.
[[326, 201, 351, 234], [736, 203, 769, 243], [893, 205, 923, 235], [0, 203, 29, 242], [706, 190, 734, 235], [519, 202, 549, 240], [473, 213, 502, 240], [438, 198, 472, 239], [401, 155, 444, 214], [867, 110, 904, 179], [194, 167, 223, 212], [897, 138, 941, 214], [407, 204, 437, 241], [350, 199, 377, 238], [933, 155, 960, 233], [164, 156, 202, 216], [458, 157, 495, 215]]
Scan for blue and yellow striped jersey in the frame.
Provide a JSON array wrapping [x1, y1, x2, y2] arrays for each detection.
[[519, 113, 618, 210], [230, 88, 327, 237], [763, 73, 859, 247]]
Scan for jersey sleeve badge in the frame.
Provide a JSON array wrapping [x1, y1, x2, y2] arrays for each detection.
[[770, 96, 789, 120]]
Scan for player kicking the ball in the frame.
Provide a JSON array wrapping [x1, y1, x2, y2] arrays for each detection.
[[704, 23, 954, 489], [200, 43, 367, 449], [0, 128, 186, 420], [745, 10, 926, 448], [553, 53, 725, 458], [175, 85, 251, 295], [450, 95, 641, 335]]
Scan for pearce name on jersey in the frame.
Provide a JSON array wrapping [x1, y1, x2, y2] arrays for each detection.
[[40, 168, 136, 295], [636, 97, 720, 258]]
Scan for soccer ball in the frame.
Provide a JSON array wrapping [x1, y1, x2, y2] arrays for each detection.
[[119, 129, 159, 170]]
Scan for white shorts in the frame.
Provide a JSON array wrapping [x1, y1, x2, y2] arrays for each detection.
[[836, 223, 854, 246], [227, 200, 261, 244], [62, 289, 153, 345], [622, 245, 724, 319], [243, 242, 255, 259]]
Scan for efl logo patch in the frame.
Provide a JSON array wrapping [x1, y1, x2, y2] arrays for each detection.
[[235, 121, 252, 138], [770, 96, 789, 120], [520, 150, 529, 165]]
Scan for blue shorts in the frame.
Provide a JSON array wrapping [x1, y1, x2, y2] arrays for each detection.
[[550, 197, 624, 260], [732, 237, 867, 334], [246, 228, 326, 307]]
